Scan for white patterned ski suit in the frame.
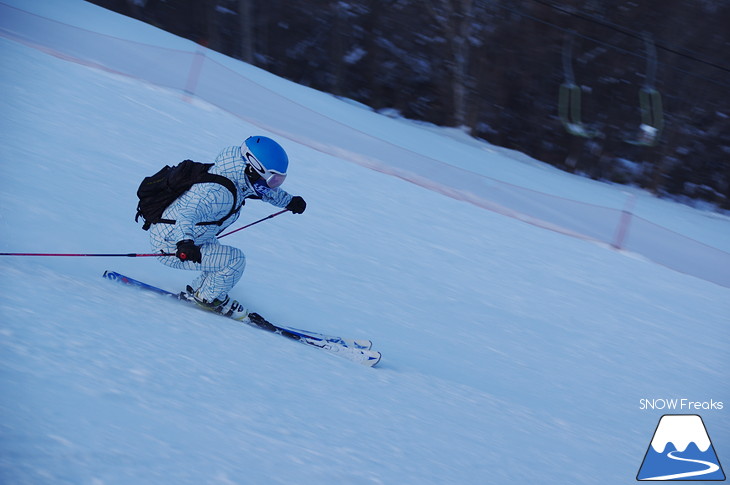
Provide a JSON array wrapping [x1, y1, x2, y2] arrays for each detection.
[[150, 146, 294, 301]]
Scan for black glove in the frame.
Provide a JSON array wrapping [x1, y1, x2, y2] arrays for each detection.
[[286, 196, 307, 214], [176, 239, 202, 263]]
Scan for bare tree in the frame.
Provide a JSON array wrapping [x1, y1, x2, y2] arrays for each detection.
[[425, 0, 475, 127], [238, 0, 254, 63]]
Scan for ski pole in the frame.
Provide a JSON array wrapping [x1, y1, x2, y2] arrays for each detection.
[[0, 252, 174, 257], [0, 210, 290, 256], [217, 209, 289, 239]]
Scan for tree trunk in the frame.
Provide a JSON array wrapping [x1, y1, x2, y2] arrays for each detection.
[[426, 0, 474, 127], [239, 0, 254, 63]]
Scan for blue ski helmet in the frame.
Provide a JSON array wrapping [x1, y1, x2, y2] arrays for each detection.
[[241, 136, 289, 188]]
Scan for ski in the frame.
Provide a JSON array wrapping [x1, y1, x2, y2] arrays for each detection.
[[102, 270, 381, 367]]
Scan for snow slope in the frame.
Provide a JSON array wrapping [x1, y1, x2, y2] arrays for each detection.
[[1, 3, 728, 484]]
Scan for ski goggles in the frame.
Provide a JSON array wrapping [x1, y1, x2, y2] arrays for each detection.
[[244, 150, 287, 188]]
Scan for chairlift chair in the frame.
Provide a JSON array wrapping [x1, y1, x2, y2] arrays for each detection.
[[559, 33, 599, 138], [626, 33, 664, 146]]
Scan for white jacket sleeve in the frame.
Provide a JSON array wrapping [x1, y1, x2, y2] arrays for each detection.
[[251, 182, 293, 208]]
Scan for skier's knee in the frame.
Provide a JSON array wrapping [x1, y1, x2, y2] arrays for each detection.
[[229, 247, 246, 272]]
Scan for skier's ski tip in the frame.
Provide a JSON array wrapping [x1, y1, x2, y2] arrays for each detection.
[[363, 350, 382, 367]]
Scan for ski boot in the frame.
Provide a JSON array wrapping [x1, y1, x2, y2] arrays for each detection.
[[181, 285, 249, 321]]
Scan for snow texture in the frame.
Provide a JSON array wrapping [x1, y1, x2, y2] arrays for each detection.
[[0, 1, 728, 484]]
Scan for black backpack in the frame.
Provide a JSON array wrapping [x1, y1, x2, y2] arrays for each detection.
[[135, 159, 238, 231]]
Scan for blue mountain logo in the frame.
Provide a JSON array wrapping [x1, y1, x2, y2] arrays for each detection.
[[637, 414, 725, 481]]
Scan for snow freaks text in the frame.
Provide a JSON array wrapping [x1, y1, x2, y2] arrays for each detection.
[[639, 399, 724, 411]]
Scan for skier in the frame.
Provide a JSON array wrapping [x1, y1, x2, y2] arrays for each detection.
[[149, 136, 306, 320]]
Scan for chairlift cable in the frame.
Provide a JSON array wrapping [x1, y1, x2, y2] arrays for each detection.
[[495, 1, 730, 89]]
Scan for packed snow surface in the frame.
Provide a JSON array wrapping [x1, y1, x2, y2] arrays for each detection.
[[1, 1, 728, 484]]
